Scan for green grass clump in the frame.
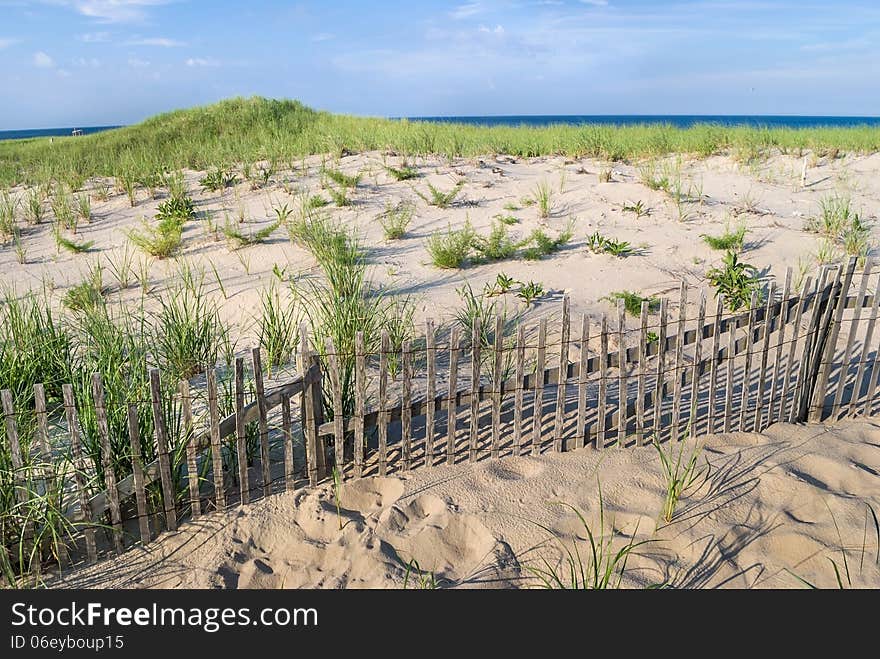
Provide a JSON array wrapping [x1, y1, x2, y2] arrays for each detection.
[[522, 224, 573, 260], [385, 164, 419, 181], [24, 189, 43, 225], [533, 180, 554, 218], [607, 291, 660, 317], [425, 222, 476, 268], [0, 190, 17, 241], [702, 222, 747, 251], [63, 267, 105, 312], [128, 215, 185, 258], [256, 282, 299, 375], [587, 231, 634, 258], [50, 187, 76, 233], [517, 281, 545, 306], [655, 438, 706, 523], [222, 218, 282, 248], [472, 221, 521, 261], [152, 275, 230, 380], [494, 213, 518, 225], [378, 200, 414, 240], [527, 483, 647, 589], [75, 193, 91, 223], [54, 229, 95, 254], [805, 195, 873, 264], [324, 167, 361, 189], [199, 167, 236, 192], [706, 250, 762, 311], [156, 195, 195, 222], [418, 180, 464, 208]]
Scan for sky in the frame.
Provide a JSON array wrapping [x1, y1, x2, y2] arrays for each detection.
[[0, 0, 879, 129]]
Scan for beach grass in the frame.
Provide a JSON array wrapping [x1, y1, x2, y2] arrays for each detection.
[[2, 97, 880, 188]]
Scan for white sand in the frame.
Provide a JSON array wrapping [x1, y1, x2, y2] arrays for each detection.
[[3, 150, 879, 341], [55, 418, 880, 589]]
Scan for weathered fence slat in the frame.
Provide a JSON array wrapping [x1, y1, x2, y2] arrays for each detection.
[[325, 338, 345, 476], [300, 327, 320, 486], [617, 299, 628, 447], [252, 348, 271, 496], [832, 258, 872, 418], [653, 299, 669, 441], [281, 395, 294, 491], [378, 330, 390, 476], [513, 323, 525, 454], [470, 317, 481, 463], [753, 283, 776, 432], [769, 269, 792, 422], [206, 368, 226, 510], [781, 276, 812, 423], [689, 291, 707, 439], [149, 369, 178, 530], [852, 275, 880, 417], [738, 291, 759, 431], [401, 339, 413, 471], [532, 318, 547, 456], [233, 358, 249, 506], [707, 297, 723, 434], [793, 268, 835, 423], [811, 260, 856, 420], [597, 315, 608, 450], [425, 320, 437, 466], [126, 404, 151, 544], [90, 374, 123, 555], [446, 326, 460, 465], [554, 295, 570, 452], [637, 302, 649, 445], [62, 384, 97, 564], [33, 384, 51, 472], [354, 331, 366, 476], [671, 282, 688, 442], [491, 316, 503, 459], [724, 309, 736, 434], [179, 379, 200, 518], [576, 315, 589, 449]]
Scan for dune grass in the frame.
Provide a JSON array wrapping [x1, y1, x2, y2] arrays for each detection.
[[1, 97, 879, 188]]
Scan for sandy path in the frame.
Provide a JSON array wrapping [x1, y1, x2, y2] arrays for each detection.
[[54, 417, 880, 589]]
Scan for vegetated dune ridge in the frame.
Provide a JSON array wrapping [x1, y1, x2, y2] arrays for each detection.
[[54, 418, 880, 589]]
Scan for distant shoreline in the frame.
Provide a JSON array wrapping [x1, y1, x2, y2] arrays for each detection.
[[0, 125, 122, 141], [4, 114, 880, 142]]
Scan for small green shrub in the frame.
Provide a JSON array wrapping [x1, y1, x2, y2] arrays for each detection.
[[425, 222, 476, 268]]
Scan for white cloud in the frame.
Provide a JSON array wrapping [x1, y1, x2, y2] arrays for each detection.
[[311, 32, 334, 42], [450, 3, 482, 19], [0, 38, 19, 49], [33, 51, 54, 67], [185, 57, 219, 67], [78, 31, 111, 42], [125, 36, 185, 47], [127, 57, 150, 67], [73, 56, 101, 67], [580, 0, 609, 6], [72, 1, 173, 23], [479, 25, 505, 34]]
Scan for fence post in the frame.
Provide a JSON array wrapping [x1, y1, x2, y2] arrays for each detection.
[[424, 321, 436, 466], [206, 368, 226, 510], [532, 318, 547, 456], [576, 315, 590, 449], [127, 404, 152, 544], [617, 299, 627, 448], [809, 258, 857, 421], [149, 369, 178, 530], [354, 331, 366, 476], [300, 326, 324, 486], [91, 373, 123, 554], [446, 326, 460, 465], [233, 358, 249, 505], [62, 384, 97, 564], [251, 348, 272, 496], [832, 257, 872, 418], [179, 379, 200, 518], [493, 314, 504, 458], [553, 295, 570, 452], [637, 302, 648, 445], [470, 316, 481, 463], [324, 338, 346, 476]]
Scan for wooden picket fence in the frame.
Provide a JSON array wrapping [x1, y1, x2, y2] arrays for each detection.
[[2, 257, 880, 579]]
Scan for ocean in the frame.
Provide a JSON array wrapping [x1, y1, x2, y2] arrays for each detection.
[[406, 115, 880, 129], [0, 125, 122, 141], [2, 116, 880, 142]]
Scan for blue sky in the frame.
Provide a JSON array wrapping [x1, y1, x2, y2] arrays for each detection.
[[0, 1, 878, 128]]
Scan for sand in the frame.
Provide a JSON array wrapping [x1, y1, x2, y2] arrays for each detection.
[[3, 150, 879, 341], [53, 417, 880, 589]]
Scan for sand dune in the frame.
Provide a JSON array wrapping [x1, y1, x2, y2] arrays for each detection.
[[55, 418, 880, 589]]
